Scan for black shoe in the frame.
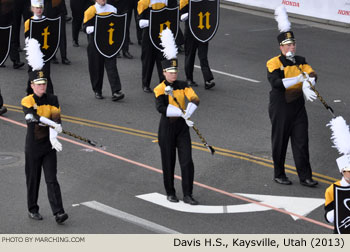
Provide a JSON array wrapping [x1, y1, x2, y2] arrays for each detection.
[[300, 179, 318, 187], [123, 51, 133, 59], [62, 58, 71, 65], [0, 64, 6, 68], [183, 195, 199, 205], [95, 92, 104, 99], [138, 40, 142, 46], [274, 177, 292, 185], [143, 86, 152, 93], [187, 79, 198, 87], [167, 195, 179, 203], [13, 61, 24, 69], [28, 212, 43, 220], [52, 57, 59, 64], [204, 80, 215, 90], [112, 91, 125, 101], [0, 106, 7, 116], [55, 212, 68, 224], [117, 52, 121, 58], [73, 40, 79, 47]]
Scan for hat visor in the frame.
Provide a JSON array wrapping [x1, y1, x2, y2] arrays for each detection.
[[280, 39, 296, 45], [32, 78, 47, 85], [164, 67, 178, 73]]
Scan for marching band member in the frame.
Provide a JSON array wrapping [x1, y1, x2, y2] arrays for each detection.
[[137, 0, 178, 93], [179, 0, 215, 89], [325, 117, 350, 233], [266, 6, 318, 187], [21, 38, 68, 224], [24, 0, 54, 95], [83, 0, 125, 101], [154, 28, 199, 205]]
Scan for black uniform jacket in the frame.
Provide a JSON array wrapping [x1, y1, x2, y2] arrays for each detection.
[[266, 54, 314, 103], [154, 79, 199, 117], [21, 93, 61, 148]]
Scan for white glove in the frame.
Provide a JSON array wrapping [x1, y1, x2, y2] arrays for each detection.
[[25, 113, 38, 123], [86, 26, 94, 34], [181, 13, 188, 22], [326, 209, 334, 223], [164, 85, 173, 96], [296, 73, 305, 83], [181, 112, 190, 120], [39, 116, 62, 133], [308, 77, 316, 86], [166, 104, 182, 117], [49, 128, 62, 152], [184, 118, 194, 127], [302, 80, 317, 102], [282, 74, 304, 88], [139, 19, 149, 28], [184, 102, 197, 119]]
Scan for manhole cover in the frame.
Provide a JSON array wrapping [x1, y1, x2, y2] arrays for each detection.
[[0, 154, 20, 165]]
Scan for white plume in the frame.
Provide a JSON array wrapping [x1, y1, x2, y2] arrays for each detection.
[[25, 38, 44, 71], [327, 116, 350, 155], [275, 5, 291, 32], [160, 28, 178, 60]]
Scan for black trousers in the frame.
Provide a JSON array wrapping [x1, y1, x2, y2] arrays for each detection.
[[158, 116, 194, 196], [0, 88, 3, 107], [184, 22, 213, 82], [26, 62, 54, 95], [269, 96, 312, 181], [25, 142, 64, 215], [55, 15, 67, 60], [10, 0, 31, 63], [123, 0, 142, 49], [140, 28, 164, 88], [70, 0, 92, 43], [87, 36, 122, 94]]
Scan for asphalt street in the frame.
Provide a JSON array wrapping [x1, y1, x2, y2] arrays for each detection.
[[0, 4, 349, 234]]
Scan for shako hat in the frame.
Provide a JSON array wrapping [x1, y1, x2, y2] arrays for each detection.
[[31, 0, 44, 8], [160, 28, 178, 73], [275, 6, 296, 45]]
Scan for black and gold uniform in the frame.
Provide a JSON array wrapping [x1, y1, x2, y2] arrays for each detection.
[[180, 0, 214, 86], [137, 0, 177, 92], [44, 0, 70, 64], [154, 79, 199, 198], [266, 54, 315, 182], [2, 0, 30, 68], [24, 17, 54, 95], [83, 2, 123, 99], [325, 180, 341, 227], [21, 93, 65, 217]]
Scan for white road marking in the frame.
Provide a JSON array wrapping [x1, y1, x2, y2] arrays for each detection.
[[137, 192, 325, 221], [79, 200, 180, 234], [194, 65, 260, 83]]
